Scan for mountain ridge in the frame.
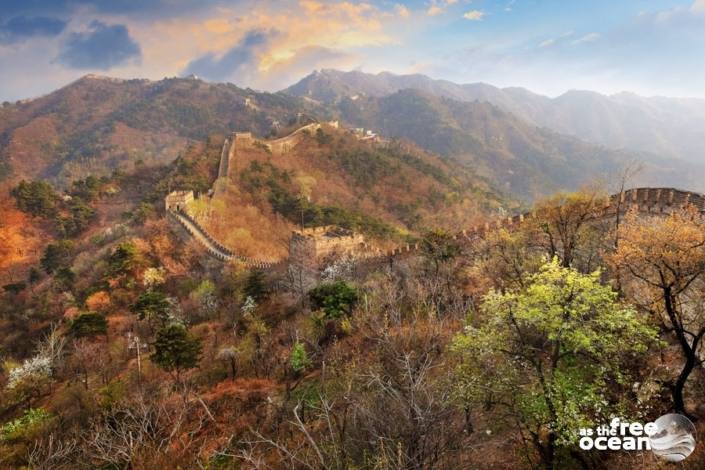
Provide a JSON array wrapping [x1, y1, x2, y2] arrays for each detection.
[[285, 69, 705, 164]]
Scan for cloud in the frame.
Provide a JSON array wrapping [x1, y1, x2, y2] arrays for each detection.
[[463, 10, 485, 21], [183, 29, 274, 82], [259, 45, 358, 89], [692, 0, 705, 13], [538, 31, 574, 48], [426, 0, 457, 16], [571, 32, 600, 45], [0, 0, 246, 20], [56, 21, 141, 70], [0, 16, 66, 44], [395, 4, 411, 18]]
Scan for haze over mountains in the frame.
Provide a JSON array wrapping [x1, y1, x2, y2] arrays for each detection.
[[287, 69, 705, 165]]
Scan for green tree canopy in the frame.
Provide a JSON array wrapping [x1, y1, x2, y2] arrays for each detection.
[[70, 312, 108, 338], [10, 180, 58, 218], [40, 240, 74, 274], [452, 258, 657, 468], [244, 269, 269, 303], [151, 323, 202, 382], [130, 289, 172, 325], [308, 281, 359, 319], [108, 241, 142, 277]]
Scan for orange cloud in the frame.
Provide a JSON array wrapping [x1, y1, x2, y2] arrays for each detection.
[[125, 0, 404, 89]]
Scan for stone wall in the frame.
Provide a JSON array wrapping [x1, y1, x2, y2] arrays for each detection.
[[288, 226, 367, 268], [164, 190, 194, 211]]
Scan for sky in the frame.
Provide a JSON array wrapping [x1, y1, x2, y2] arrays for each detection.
[[1, 0, 705, 101]]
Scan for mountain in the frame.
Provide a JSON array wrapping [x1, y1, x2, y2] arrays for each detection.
[[0, 74, 319, 189], [330, 89, 705, 199], [2, 72, 702, 207], [186, 125, 508, 260], [286, 69, 705, 165]]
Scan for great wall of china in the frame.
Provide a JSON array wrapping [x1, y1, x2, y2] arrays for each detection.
[[166, 123, 705, 271]]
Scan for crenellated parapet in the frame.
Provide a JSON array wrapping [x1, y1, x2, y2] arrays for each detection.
[[167, 187, 705, 270], [375, 187, 705, 265]]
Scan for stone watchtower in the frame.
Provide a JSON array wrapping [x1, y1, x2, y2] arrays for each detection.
[[165, 190, 194, 212], [289, 226, 365, 270]]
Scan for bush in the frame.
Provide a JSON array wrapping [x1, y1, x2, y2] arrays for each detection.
[[289, 341, 311, 374], [70, 312, 108, 337], [308, 281, 359, 319], [0, 408, 52, 443]]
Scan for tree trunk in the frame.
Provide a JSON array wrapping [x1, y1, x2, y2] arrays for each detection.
[[673, 347, 698, 420]]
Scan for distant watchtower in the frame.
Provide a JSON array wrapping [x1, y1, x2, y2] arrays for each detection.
[[165, 190, 194, 212], [289, 226, 365, 269], [234, 132, 253, 146]]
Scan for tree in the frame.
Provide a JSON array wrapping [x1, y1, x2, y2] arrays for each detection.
[[244, 269, 269, 303], [529, 190, 606, 270], [217, 346, 238, 380], [151, 323, 202, 384], [609, 207, 705, 418], [131, 290, 172, 326], [308, 281, 358, 319], [54, 267, 76, 291], [421, 229, 461, 276], [70, 312, 108, 338], [28, 267, 41, 286], [40, 241, 73, 274], [289, 341, 311, 375], [107, 241, 141, 277], [10, 180, 58, 218], [452, 258, 656, 468]]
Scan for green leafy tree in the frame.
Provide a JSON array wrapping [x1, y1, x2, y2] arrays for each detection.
[[56, 198, 96, 237], [10, 180, 58, 218], [132, 202, 155, 225], [54, 267, 75, 291], [151, 323, 202, 383], [308, 281, 359, 319], [108, 241, 141, 277], [289, 341, 311, 375], [452, 258, 657, 469], [70, 312, 108, 338], [130, 289, 172, 326], [244, 269, 269, 302], [40, 240, 73, 274]]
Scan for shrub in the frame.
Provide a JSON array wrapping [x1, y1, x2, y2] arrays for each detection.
[[0, 408, 52, 442], [70, 312, 108, 338], [308, 281, 359, 319], [289, 341, 311, 374]]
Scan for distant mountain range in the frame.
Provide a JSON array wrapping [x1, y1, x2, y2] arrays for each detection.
[[1, 71, 703, 204], [0, 75, 317, 188], [286, 69, 705, 166]]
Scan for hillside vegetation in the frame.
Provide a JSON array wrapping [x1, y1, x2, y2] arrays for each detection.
[[187, 126, 508, 259], [0, 75, 316, 189]]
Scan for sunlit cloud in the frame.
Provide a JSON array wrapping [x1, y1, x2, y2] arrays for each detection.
[[426, 0, 458, 16], [395, 4, 411, 18], [463, 10, 485, 21]]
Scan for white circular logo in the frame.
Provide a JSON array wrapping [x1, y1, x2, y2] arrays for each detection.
[[649, 413, 697, 462]]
